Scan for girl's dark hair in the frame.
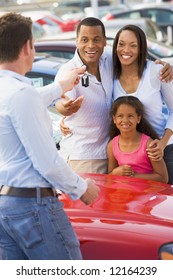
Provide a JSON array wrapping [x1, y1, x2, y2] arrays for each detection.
[[112, 24, 147, 79], [76, 17, 106, 37], [110, 96, 159, 140]]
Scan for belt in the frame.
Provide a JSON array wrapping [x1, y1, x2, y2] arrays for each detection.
[[0, 185, 55, 197]]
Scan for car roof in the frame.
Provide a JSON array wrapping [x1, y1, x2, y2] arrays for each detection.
[[31, 55, 68, 73], [36, 31, 77, 41], [131, 2, 173, 10], [104, 17, 161, 40], [35, 40, 76, 48], [104, 17, 159, 29]]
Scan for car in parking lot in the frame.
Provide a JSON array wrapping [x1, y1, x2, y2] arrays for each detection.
[[26, 55, 66, 146], [35, 40, 76, 59], [102, 3, 173, 43], [104, 17, 167, 43], [84, 3, 129, 19], [51, 0, 111, 15], [59, 173, 173, 260], [26, 54, 67, 86]]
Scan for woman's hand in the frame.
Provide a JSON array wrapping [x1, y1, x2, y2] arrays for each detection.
[[155, 60, 173, 82], [146, 139, 164, 161]]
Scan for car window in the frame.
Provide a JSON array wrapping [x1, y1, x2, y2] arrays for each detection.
[[26, 72, 55, 87], [25, 70, 61, 147], [127, 11, 141, 19], [39, 50, 74, 59], [147, 10, 173, 24], [57, 0, 110, 9], [143, 22, 158, 40], [116, 11, 141, 19]]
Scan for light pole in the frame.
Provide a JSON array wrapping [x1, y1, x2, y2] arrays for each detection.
[[90, 0, 99, 18]]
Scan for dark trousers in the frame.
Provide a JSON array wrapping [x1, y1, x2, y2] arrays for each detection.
[[164, 144, 173, 185]]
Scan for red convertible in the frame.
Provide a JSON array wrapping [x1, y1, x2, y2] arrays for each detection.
[[59, 173, 173, 260]]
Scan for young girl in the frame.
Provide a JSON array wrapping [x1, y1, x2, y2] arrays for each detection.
[[107, 96, 168, 183]]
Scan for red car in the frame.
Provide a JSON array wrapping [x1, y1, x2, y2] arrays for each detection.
[[22, 11, 79, 33], [46, 14, 80, 32], [59, 173, 173, 260]]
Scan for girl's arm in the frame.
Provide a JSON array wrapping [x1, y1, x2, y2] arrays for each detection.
[[107, 140, 118, 174], [133, 139, 168, 183], [107, 140, 134, 176]]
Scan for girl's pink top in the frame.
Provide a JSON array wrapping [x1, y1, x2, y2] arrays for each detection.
[[112, 133, 153, 174]]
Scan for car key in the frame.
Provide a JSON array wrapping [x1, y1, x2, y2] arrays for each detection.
[[82, 73, 89, 87]]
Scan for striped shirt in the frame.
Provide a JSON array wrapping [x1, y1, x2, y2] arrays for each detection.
[[56, 48, 114, 160]]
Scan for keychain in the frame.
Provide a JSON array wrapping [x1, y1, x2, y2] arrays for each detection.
[[82, 73, 89, 87]]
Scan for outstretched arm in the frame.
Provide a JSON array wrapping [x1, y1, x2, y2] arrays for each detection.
[[38, 65, 86, 107]]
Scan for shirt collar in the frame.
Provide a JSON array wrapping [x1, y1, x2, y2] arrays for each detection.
[[0, 69, 33, 85]]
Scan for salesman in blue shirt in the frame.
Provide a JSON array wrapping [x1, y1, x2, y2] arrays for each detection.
[[0, 12, 99, 260]]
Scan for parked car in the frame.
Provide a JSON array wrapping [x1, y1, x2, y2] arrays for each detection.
[[147, 38, 173, 64], [35, 38, 173, 65], [45, 14, 80, 32], [104, 17, 167, 43], [22, 11, 62, 36], [102, 3, 173, 43], [59, 173, 173, 260], [35, 40, 76, 59], [51, 0, 111, 16], [25, 55, 66, 146], [84, 3, 129, 19], [26, 55, 66, 86], [32, 21, 45, 40]]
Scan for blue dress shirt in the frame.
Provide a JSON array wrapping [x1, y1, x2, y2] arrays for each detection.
[[0, 70, 87, 200]]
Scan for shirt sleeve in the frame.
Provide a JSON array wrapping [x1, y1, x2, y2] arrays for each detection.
[[55, 63, 77, 99], [161, 81, 173, 132], [150, 63, 173, 132], [37, 81, 63, 107], [9, 85, 87, 200]]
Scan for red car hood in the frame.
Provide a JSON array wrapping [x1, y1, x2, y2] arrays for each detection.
[[59, 174, 173, 260], [60, 174, 173, 220]]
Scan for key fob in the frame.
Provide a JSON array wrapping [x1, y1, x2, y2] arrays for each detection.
[[82, 73, 89, 87]]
